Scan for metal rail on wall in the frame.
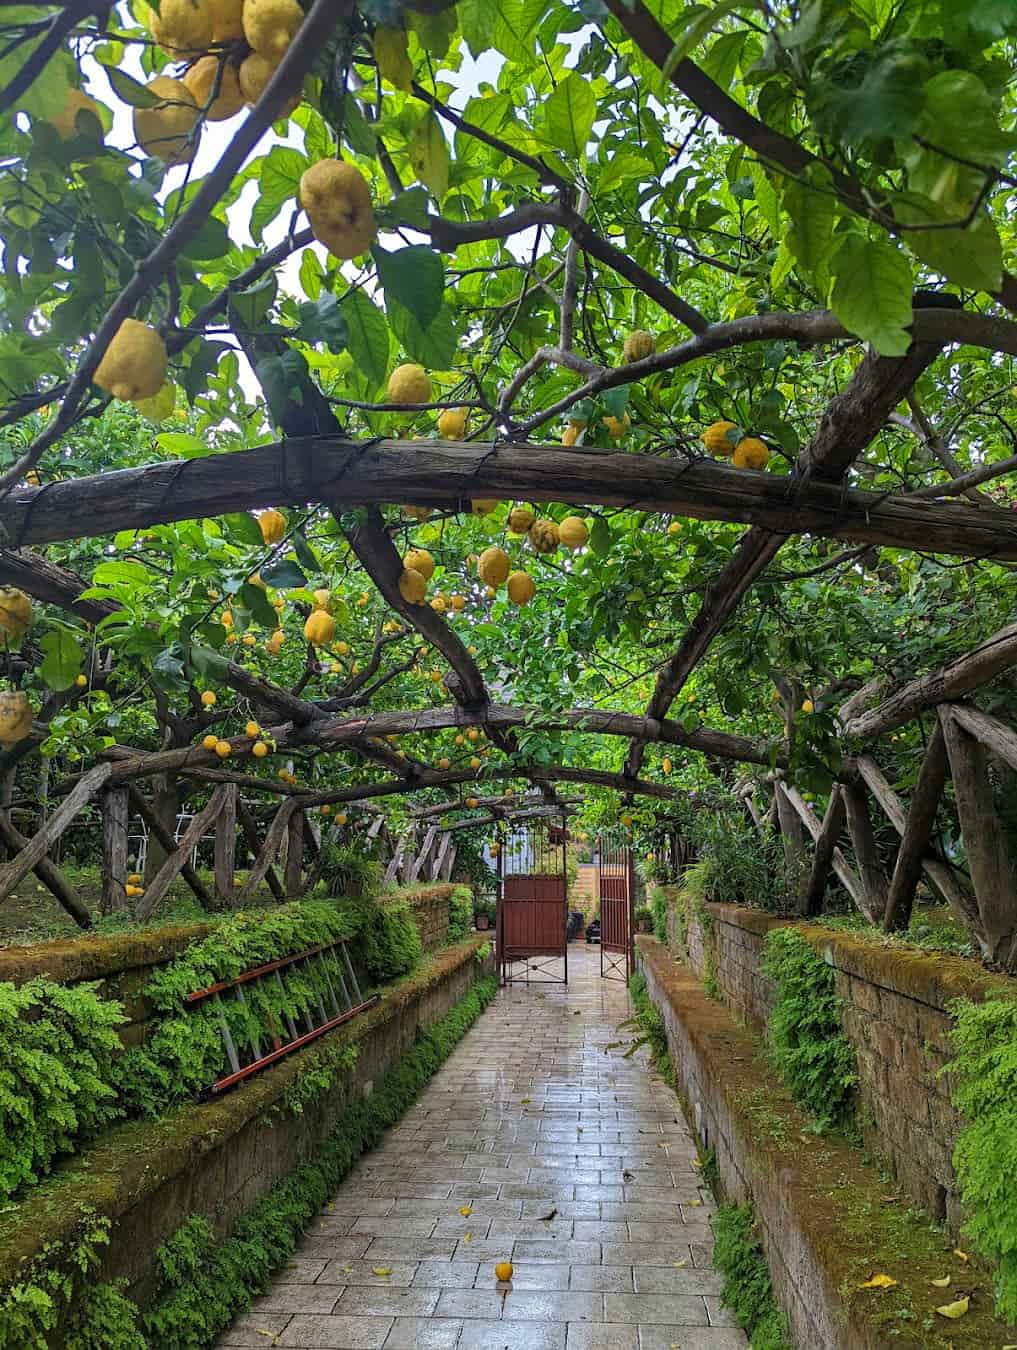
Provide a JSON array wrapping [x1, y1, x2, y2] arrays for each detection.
[[598, 832, 635, 981], [496, 815, 570, 986], [184, 939, 378, 1095]]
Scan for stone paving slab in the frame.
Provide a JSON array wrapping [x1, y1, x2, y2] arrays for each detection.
[[216, 945, 747, 1350]]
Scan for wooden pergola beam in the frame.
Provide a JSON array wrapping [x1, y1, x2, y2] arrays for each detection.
[[2, 440, 1016, 559], [623, 337, 948, 777], [843, 623, 1017, 741]]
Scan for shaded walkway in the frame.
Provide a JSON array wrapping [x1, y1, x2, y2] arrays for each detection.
[[219, 945, 747, 1349]]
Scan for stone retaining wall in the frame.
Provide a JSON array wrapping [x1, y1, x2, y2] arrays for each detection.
[[0, 937, 494, 1311], [664, 892, 1011, 1235]]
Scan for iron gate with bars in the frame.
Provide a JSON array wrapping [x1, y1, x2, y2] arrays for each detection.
[[598, 834, 634, 980], [496, 819, 569, 985]]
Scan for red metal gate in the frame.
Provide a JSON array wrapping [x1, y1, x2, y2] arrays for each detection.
[[497, 821, 568, 985], [598, 835, 634, 980]]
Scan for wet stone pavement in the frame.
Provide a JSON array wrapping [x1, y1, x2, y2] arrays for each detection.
[[218, 944, 748, 1350]]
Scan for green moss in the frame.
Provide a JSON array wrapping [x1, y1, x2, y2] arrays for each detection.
[[947, 991, 1017, 1322], [346, 893, 422, 984], [447, 886, 473, 944], [760, 927, 856, 1129], [711, 1205, 792, 1350], [649, 886, 668, 944]]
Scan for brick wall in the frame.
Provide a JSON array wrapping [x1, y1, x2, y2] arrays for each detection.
[[663, 891, 1011, 1237], [385, 883, 457, 951]]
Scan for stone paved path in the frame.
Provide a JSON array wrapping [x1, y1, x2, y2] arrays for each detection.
[[219, 944, 748, 1350]]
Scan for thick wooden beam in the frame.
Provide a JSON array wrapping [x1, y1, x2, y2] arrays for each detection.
[[239, 798, 300, 902], [844, 624, 1017, 741], [852, 754, 975, 928], [3, 440, 1017, 559], [624, 337, 948, 777], [781, 783, 868, 917], [774, 780, 806, 876], [0, 549, 116, 626], [802, 784, 846, 916], [100, 784, 129, 915], [939, 706, 1017, 969], [841, 780, 888, 923], [0, 812, 91, 927], [0, 763, 110, 905], [343, 506, 489, 709], [128, 786, 215, 909], [947, 702, 1017, 772], [883, 723, 948, 933], [284, 806, 306, 898], [236, 796, 285, 901], [137, 787, 225, 920], [214, 780, 238, 904]]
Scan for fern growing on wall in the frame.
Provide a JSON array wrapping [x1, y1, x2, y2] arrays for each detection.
[[760, 928, 856, 1128], [947, 992, 1017, 1322]]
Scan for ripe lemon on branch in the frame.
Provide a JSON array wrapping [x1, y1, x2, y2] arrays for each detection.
[[149, 0, 214, 51], [399, 568, 427, 604], [437, 407, 468, 438], [387, 363, 432, 404], [702, 421, 740, 458], [304, 611, 336, 646], [300, 160, 376, 260], [93, 320, 168, 403], [478, 547, 510, 588], [183, 56, 245, 122], [133, 76, 200, 165], [507, 571, 536, 606], [622, 330, 654, 363], [528, 518, 559, 554], [243, 0, 304, 61], [733, 436, 770, 470], [404, 548, 435, 580]]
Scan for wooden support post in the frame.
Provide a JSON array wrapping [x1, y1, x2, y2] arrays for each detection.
[[137, 787, 226, 919], [239, 798, 299, 902], [781, 784, 869, 918], [883, 723, 948, 932], [214, 781, 237, 905], [802, 784, 846, 916], [129, 786, 214, 909], [285, 807, 305, 898], [408, 824, 438, 883], [853, 753, 974, 928], [939, 707, 1017, 968], [841, 780, 888, 923], [431, 832, 452, 881], [0, 813, 91, 927], [100, 784, 129, 914], [774, 780, 806, 873], [0, 763, 111, 905], [236, 797, 285, 901]]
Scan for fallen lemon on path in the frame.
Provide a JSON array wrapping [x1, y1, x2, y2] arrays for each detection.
[[495, 1262, 513, 1282]]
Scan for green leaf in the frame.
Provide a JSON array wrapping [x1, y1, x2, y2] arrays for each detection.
[[295, 294, 348, 351], [781, 175, 838, 279], [543, 74, 596, 160], [918, 70, 1016, 168], [251, 146, 308, 244], [291, 530, 321, 576], [589, 517, 611, 556], [388, 301, 456, 369], [155, 431, 210, 458], [260, 559, 308, 590], [180, 216, 231, 262], [341, 97, 378, 158], [39, 630, 81, 692], [240, 582, 280, 629], [377, 187, 431, 232], [829, 235, 914, 357], [897, 195, 1003, 293], [374, 244, 444, 330], [188, 642, 231, 680], [255, 349, 311, 426], [299, 248, 324, 301], [343, 289, 390, 391], [660, 0, 748, 83], [598, 154, 654, 193], [105, 67, 161, 108], [224, 513, 266, 548], [92, 561, 154, 587], [408, 112, 450, 199]]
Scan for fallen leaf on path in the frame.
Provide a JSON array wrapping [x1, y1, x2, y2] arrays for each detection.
[[688, 1198, 703, 1206], [463, 1232, 473, 1243], [931, 1277, 951, 1288], [936, 1297, 970, 1319], [372, 1267, 392, 1277], [673, 1260, 687, 1269], [459, 1206, 473, 1217], [859, 1274, 898, 1290], [521, 1098, 531, 1105]]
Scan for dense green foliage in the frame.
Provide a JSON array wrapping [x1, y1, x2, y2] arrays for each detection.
[[649, 886, 668, 943], [711, 1204, 793, 1350], [626, 970, 674, 1088], [447, 884, 473, 943], [760, 929, 856, 1128], [0, 980, 123, 1202], [315, 843, 383, 901], [947, 993, 1017, 1322], [344, 893, 422, 984]]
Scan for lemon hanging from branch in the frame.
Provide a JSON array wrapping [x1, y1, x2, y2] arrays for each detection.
[[409, 111, 450, 199]]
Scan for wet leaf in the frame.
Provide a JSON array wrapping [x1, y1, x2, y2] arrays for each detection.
[[858, 1273, 898, 1290], [931, 1276, 951, 1288], [935, 1297, 970, 1319], [459, 1206, 473, 1217], [372, 1267, 392, 1277], [463, 1232, 473, 1243]]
